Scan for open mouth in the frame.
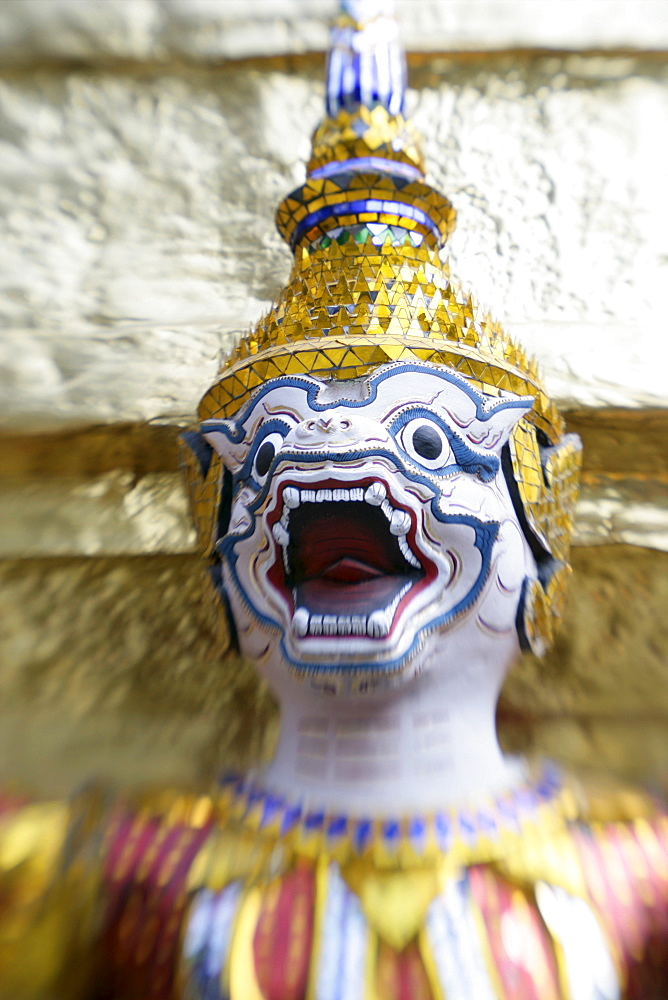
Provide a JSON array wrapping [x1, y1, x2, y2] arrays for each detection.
[[267, 479, 435, 640]]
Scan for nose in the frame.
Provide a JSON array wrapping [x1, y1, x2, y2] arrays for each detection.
[[297, 415, 355, 447], [289, 413, 388, 451]]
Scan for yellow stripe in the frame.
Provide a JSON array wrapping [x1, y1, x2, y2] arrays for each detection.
[[417, 925, 446, 1000], [363, 926, 379, 1000], [228, 886, 266, 1000], [306, 857, 330, 1000]]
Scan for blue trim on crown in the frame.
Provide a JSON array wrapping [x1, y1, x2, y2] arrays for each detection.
[[310, 157, 422, 182], [353, 818, 373, 852], [434, 813, 452, 851], [290, 198, 440, 249]]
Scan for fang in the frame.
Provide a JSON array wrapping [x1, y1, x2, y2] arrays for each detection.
[[365, 483, 386, 506], [390, 509, 411, 536], [272, 522, 289, 546]]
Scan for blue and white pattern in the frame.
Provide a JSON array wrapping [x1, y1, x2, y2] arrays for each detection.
[[314, 862, 369, 1000], [425, 872, 498, 1000], [327, 0, 405, 116], [181, 882, 243, 1000], [219, 763, 563, 861]]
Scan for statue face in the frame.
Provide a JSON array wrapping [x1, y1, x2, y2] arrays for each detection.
[[203, 362, 536, 693]]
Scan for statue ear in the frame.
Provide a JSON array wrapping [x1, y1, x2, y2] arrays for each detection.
[[202, 429, 243, 472], [180, 434, 238, 652], [474, 396, 534, 453]]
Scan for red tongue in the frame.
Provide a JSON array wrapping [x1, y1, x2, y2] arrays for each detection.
[[320, 558, 384, 584]]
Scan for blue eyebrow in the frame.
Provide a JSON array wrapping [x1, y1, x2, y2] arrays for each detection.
[[200, 362, 533, 436]]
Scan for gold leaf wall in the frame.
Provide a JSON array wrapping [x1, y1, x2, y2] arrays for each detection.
[[0, 1, 666, 794]]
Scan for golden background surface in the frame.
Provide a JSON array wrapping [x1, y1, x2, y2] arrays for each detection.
[[0, 0, 666, 795]]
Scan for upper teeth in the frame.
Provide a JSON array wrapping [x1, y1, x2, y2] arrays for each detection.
[[272, 522, 290, 546], [398, 535, 421, 568], [272, 482, 419, 564], [390, 509, 411, 536], [274, 482, 411, 535], [283, 486, 300, 509]]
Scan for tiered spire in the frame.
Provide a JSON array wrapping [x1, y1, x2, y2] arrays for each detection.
[[275, 0, 453, 252]]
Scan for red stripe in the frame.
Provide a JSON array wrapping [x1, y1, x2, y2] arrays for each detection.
[[100, 814, 213, 1000], [401, 942, 432, 1000], [253, 864, 316, 1000], [468, 866, 560, 1000], [603, 820, 668, 999], [105, 812, 161, 885], [375, 940, 433, 1000], [605, 825, 652, 952]]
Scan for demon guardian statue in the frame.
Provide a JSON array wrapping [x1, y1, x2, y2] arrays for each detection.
[[199, 364, 538, 816], [1, 3, 667, 999]]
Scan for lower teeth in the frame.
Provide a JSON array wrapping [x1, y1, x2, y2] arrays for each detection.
[[367, 609, 392, 638], [292, 607, 309, 637], [291, 584, 411, 639]]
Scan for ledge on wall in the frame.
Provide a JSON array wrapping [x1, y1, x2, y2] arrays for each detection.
[[1, 0, 668, 66]]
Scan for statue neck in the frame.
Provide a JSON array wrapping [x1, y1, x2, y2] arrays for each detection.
[[260, 654, 526, 819]]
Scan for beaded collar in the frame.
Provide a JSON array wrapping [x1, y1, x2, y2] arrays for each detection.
[[218, 761, 577, 870]]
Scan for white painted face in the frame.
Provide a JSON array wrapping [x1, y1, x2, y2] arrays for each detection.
[[203, 362, 537, 694]]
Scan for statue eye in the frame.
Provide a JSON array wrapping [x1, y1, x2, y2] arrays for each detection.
[[412, 423, 442, 460], [256, 440, 275, 477], [398, 417, 452, 471], [252, 432, 285, 484]]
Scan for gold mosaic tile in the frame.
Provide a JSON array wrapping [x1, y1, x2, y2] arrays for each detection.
[[522, 576, 554, 655], [204, 244, 562, 430], [179, 443, 222, 559], [509, 422, 582, 566], [275, 169, 455, 252], [308, 107, 425, 174]]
